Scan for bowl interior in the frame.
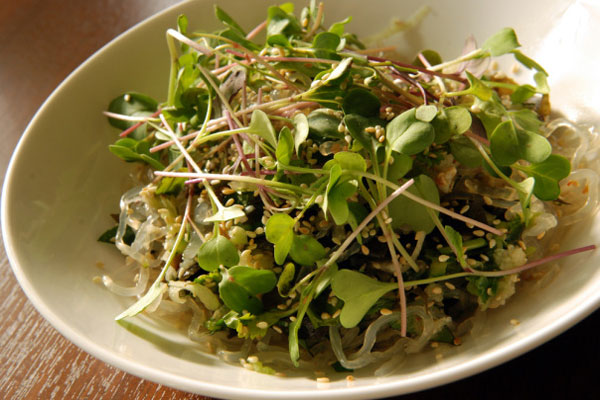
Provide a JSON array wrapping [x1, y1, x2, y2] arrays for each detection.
[[2, 0, 599, 398]]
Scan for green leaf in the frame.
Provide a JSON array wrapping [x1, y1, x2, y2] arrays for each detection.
[[267, 33, 292, 47], [489, 120, 519, 166], [324, 57, 353, 82], [219, 274, 264, 314], [107, 92, 157, 131], [343, 113, 383, 148], [214, 5, 246, 36], [98, 225, 135, 245], [387, 151, 413, 180], [333, 151, 366, 172], [331, 269, 396, 328], [510, 84, 536, 104], [155, 176, 187, 195], [290, 235, 327, 266], [412, 49, 442, 67], [293, 113, 309, 156], [328, 16, 352, 35], [228, 266, 277, 295], [204, 205, 245, 222], [534, 72, 550, 94], [277, 262, 295, 296], [386, 108, 435, 155], [265, 213, 295, 265], [327, 180, 358, 225], [312, 31, 341, 60], [515, 128, 552, 164], [342, 87, 381, 117], [249, 109, 277, 148], [518, 154, 571, 201], [449, 136, 482, 168], [511, 50, 548, 75], [276, 126, 294, 167], [515, 177, 535, 220], [197, 236, 240, 272], [431, 106, 472, 143], [482, 27, 521, 57], [389, 174, 439, 233], [307, 109, 344, 139], [444, 225, 465, 267], [510, 109, 543, 132], [267, 5, 302, 39], [323, 164, 342, 218], [415, 104, 438, 122]]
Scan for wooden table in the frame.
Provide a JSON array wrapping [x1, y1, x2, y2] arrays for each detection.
[[1, 1, 597, 399]]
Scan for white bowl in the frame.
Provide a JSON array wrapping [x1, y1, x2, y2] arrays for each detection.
[[2, 0, 599, 398]]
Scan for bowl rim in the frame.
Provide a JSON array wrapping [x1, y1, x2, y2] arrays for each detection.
[[2, 0, 599, 398]]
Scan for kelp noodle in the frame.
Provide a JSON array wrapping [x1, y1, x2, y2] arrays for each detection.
[[97, 2, 598, 378]]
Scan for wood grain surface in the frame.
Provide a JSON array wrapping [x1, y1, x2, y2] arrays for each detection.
[[0, 1, 598, 399]]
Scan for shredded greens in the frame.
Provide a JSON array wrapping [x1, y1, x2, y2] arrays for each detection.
[[98, 1, 597, 376]]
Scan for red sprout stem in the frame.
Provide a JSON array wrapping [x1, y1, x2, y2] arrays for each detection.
[[246, 20, 267, 40], [119, 109, 161, 138], [368, 55, 467, 84]]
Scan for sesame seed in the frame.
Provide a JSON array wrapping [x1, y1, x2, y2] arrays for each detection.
[[431, 286, 443, 295], [299, 227, 311, 235], [466, 223, 474, 229], [467, 258, 477, 266], [222, 187, 235, 195], [430, 342, 439, 348], [435, 353, 444, 361], [384, 217, 393, 224], [346, 375, 355, 382], [459, 205, 470, 214], [486, 288, 493, 295], [247, 355, 259, 363], [380, 308, 392, 315], [256, 321, 269, 329], [489, 239, 497, 248], [536, 231, 546, 240], [272, 326, 283, 334], [473, 230, 485, 237], [361, 245, 370, 255], [480, 254, 490, 262], [316, 377, 330, 383], [438, 255, 450, 262], [445, 282, 456, 290], [365, 126, 376, 133], [483, 196, 493, 206], [289, 316, 297, 322], [277, 303, 287, 310], [377, 235, 387, 243], [332, 309, 341, 318], [453, 337, 462, 345], [378, 135, 386, 143], [510, 319, 520, 326], [321, 312, 331, 320]]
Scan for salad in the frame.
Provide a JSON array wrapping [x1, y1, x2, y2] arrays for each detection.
[[99, 2, 598, 377]]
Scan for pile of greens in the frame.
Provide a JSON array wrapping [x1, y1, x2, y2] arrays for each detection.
[[100, 1, 594, 373]]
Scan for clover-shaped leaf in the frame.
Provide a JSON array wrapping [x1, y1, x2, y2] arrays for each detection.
[[265, 213, 295, 265], [197, 235, 240, 272], [331, 269, 396, 328]]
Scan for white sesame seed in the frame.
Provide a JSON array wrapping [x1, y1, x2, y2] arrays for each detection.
[[316, 377, 330, 383], [445, 282, 456, 290], [272, 326, 283, 334], [380, 308, 392, 315], [510, 319, 520, 326], [256, 321, 269, 329], [432, 286, 443, 295], [489, 239, 497, 248], [438, 254, 450, 262], [483, 196, 493, 206], [473, 230, 485, 237], [459, 205, 470, 214], [247, 355, 259, 363], [321, 312, 331, 320]]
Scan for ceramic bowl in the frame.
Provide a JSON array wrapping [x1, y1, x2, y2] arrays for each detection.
[[2, 0, 599, 398]]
